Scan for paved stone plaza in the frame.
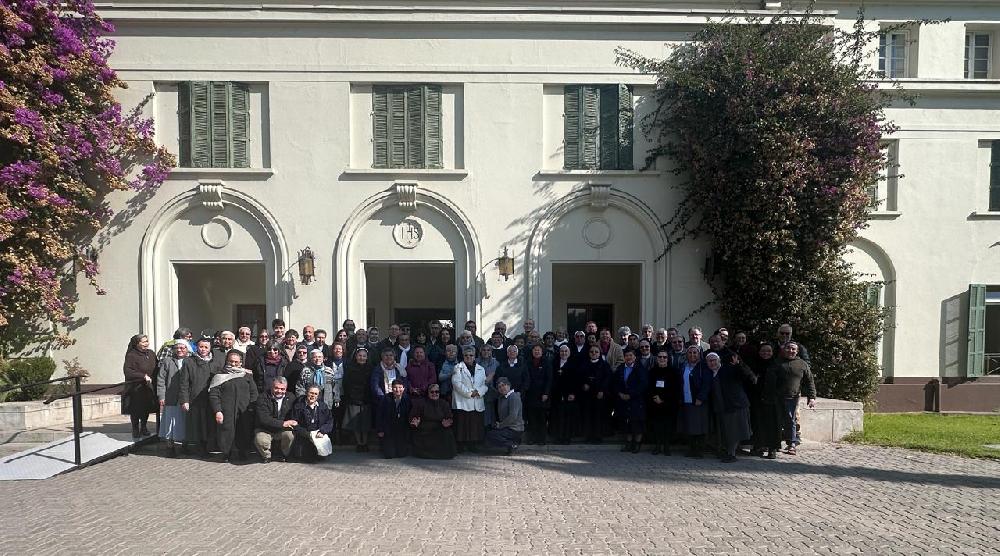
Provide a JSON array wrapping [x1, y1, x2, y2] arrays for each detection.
[[0, 443, 997, 555]]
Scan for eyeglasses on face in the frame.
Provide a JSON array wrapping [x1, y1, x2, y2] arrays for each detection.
[[268, 348, 280, 352]]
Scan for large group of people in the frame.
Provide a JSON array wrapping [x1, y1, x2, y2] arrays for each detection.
[[122, 318, 816, 464]]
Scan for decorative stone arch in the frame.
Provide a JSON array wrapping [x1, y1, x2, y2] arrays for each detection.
[[139, 186, 291, 343], [846, 237, 897, 377], [526, 185, 669, 331], [333, 186, 482, 328]]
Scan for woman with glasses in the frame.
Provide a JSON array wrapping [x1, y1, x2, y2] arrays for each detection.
[[647, 349, 680, 455], [678, 346, 713, 457], [248, 340, 288, 394], [451, 346, 487, 453], [409, 383, 456, 459]]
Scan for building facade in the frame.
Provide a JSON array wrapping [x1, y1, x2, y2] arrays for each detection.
[[66, 0, 999, 410]]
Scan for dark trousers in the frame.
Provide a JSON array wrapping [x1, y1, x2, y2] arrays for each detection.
[[484, 427, 522, 451], [525, 406, 548, 444], [217, 409, 253, 456], [580, 396, 605, 441], [648, 407, 677, 447], [129, 413, 149, 434], [550, 400, 577, 442]]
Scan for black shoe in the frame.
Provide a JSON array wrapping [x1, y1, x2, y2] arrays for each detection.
[[505, 446, 515, 456], [662, 447, 672, 456], [766, 451, 777, 460], [631, 443, 641, 454], [651, 446, 661, 455], [261, 457, 271, 464], [139, 427, 152, 437], [721, 455, 737, 463], [621, 441, 632, 452], [355, 445, 364, 453]]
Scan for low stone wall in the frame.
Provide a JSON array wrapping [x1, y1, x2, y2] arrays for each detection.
[[797, 397, 863, 442], [0, 395, 121, 431]]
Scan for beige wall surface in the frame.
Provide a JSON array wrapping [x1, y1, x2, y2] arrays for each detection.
[[53, 1, 1000, 382]]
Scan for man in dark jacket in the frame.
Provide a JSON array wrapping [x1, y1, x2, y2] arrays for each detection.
[[253, 377, 297, 463]]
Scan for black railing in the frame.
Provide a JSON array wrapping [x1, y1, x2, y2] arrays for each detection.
[[0, 376, 148, 466]]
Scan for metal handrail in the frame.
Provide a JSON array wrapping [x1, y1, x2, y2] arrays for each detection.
[[0, 375, 77, 396], [1, 375, 154, 467], [42, 380, 137, 404]]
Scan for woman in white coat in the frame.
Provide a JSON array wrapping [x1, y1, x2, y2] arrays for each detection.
[[451, 346, 487, 452]]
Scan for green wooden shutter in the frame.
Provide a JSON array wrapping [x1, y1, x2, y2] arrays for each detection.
[[990, 142, 1000, 211], [188, 81, 212, 168], [405, 85, 425, 169], [563, 85, 599, 170], [373, 88, 389, 168], [209, 82, 230, 167], [423, 85, 442, 169], [581, 86, 599, 169], [616, 83, 634, 170], [178, 83, 192, 167], [598, 84, 634, 170], [389, 88, 407, 168], [967, 283, 986, 377], [563, 85, 581, 169], [599, 86, 618, 170], [864, 282, 882, 307], [229, 82, 250, 168]]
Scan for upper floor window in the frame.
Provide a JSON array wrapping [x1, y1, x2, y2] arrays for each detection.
[[372, 84, 442, 169], [870, 140, 899, 211], [563, 84, 633, 170], [878, 31, 909, 79], [178, 81, 250, 168], [965, 32, 992, 79]]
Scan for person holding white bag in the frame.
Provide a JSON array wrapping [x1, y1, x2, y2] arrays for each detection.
[[290, 386, 335, 461]]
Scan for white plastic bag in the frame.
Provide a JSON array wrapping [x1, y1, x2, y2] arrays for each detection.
[[310, 430, 333, 456]]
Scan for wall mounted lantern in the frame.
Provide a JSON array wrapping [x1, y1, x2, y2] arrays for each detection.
[[298, 247, 316, 285], [497, 247, 514, 281]]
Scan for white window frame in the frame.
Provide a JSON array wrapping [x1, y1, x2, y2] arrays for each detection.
[[965, 31, 993, 79], [879, 31, 909, 79]]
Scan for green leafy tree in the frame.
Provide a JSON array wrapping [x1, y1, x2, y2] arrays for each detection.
[[616, 8, 906, 401], [0, 0, 174, 354]]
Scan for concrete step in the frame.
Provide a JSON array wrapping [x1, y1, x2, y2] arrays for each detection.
[[0, 413, 136, 444]]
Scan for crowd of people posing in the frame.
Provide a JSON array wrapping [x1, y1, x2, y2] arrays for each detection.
[[121, 318, 817, 464]]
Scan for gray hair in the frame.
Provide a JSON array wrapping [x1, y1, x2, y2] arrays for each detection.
[[496, 377, 512, 388], [307, 385, 321, 394], [618, 326, 631, 335], [506, 345, 519, 355], [272, 376, 288, 386], [705, 352, 721, 361], [220, 330, 235, 340], [462, 346, 477, 357]]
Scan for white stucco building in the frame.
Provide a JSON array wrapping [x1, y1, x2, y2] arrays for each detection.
[[66, 0, 1000, 410]]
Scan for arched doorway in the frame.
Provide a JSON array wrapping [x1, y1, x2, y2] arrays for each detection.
[[845, 239, 897, 377], [526, 187, 668, 333], [140, 187, 290, 343], [334, 187, 481, 332]]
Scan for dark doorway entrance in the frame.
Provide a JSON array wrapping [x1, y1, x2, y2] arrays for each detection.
[[394, 308, 455, 339], [567, 303, 613, 335]]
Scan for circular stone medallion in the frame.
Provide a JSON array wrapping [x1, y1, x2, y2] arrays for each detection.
[[393, 219, 424, 249], [582, 217, 613, 249], [201, 218, 233, 249]]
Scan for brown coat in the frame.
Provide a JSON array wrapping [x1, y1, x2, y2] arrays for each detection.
[[122, 348, 157, 415]]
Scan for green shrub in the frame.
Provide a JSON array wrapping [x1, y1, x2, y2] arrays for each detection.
[[0, 357, 57, 402]]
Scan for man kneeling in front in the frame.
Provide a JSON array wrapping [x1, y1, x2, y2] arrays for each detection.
[[485, 377, 524, 456], [254, 377, 296, 463]]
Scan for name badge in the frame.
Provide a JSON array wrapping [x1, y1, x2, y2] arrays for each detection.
[[655, 380, 665, 388]]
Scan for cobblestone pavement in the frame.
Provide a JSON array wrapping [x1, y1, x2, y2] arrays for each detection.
[[0, 442, 997, 555]]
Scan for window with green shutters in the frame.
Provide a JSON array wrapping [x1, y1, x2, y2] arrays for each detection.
[[372, 85, 442, 169], [563, 84, 634, 170], [967, 284, 986, 377], [178, 81, 251, 168], [990, 141, 1000, 211], [864, 282, 883, 308]]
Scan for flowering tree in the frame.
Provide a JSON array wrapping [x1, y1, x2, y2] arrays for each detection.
[[617, 10, 903, 401], [0, 0, 173, 354]]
